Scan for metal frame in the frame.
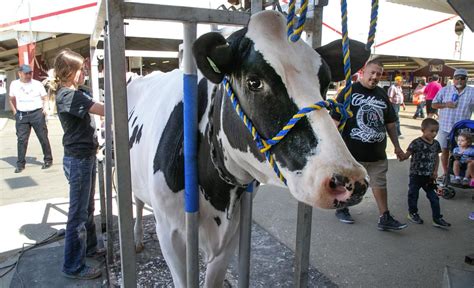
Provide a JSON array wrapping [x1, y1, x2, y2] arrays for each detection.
[[90, 0, 327, 287]]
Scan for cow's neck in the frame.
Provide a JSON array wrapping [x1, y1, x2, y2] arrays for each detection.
[[207, 84, 249, 188]]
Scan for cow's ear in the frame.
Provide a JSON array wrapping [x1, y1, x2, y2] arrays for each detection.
[[193, 32, 233, 84], [316, 39, 370, 82]]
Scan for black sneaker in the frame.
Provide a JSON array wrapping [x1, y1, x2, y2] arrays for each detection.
[[433, 218, 451, 228], [335, 208, 355, 224], [377, 211, 408, 231], [63, 265, 101, 280], [14, 166, 24, 173], [42, 162, 53, 169], [407, 212, 424, 224]]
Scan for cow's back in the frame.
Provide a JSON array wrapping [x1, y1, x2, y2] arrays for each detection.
[[127, 69, 184, 204]]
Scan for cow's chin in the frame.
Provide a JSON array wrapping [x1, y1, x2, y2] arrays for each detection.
[[287, 165, 368, 210]]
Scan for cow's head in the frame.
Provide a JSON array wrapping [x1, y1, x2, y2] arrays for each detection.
[[193, 11, 369, 209]]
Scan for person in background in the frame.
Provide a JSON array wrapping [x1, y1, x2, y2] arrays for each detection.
[[432, 68, 474, 180], [388, 75, 405, 138], [412, 77, 426, 119], [332, 59, 407, 231], [8, 64, 53, 173], [51, 49, 105, 280], [400, 118, 451, 228], [451, 132, 474, 186], [424, 75, 442, 119]]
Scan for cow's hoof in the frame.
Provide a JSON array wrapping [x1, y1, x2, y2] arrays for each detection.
[[135, 243, 144, 253]]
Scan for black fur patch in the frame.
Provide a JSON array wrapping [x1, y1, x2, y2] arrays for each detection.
[[214, 217, 221, 226], [153, 79, 208, 192]]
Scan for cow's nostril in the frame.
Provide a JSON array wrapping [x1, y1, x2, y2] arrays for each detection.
[[330, 174, 349, 188]]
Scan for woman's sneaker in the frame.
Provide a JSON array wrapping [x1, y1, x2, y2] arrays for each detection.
[[407, 212, 424, 224], [63, 265, 102, 280], [432, 218, 451, 228], [377, 211, 408, 231]]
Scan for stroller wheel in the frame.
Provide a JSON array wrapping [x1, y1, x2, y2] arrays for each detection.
[[441, 187, 456, 199]]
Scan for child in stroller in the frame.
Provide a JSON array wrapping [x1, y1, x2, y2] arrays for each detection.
[[451, 132, 474, 186], [438, 119, 474, 199]]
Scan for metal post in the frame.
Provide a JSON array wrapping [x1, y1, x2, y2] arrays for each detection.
[[238, 182, 254, 288], [237, 3, 261, 287], [294, 2, 326, 287], [103, 33, 115, 266], [105, 0, 137, 287], [183, 21, 199, 288]]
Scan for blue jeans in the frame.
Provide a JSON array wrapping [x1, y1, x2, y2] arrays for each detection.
[[414, 102, 425, 118], [408, 175, 441, 220], [62, 155, 98, 274]]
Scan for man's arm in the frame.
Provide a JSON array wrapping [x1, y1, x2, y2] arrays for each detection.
[[386, 122, 403, 160], [8, 96, 17, 115], [41, 95, 49, 115]]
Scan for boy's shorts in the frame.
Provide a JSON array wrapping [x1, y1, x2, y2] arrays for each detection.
[[359, 160, 388, 190], [436, 130, 450, 150]]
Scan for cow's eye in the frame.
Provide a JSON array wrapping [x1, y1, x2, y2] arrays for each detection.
[[246, 77, 263, 91]]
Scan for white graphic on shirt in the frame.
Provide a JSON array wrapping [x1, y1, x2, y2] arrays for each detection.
[[350, 93, 387, 143]]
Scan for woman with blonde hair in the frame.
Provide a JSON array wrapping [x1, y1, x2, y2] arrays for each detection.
[[52, 49, 104, 280]]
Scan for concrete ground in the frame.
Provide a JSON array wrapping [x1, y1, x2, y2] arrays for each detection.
[[0, 105, 473, 287]]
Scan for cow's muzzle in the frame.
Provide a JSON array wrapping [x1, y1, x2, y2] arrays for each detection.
[[329, 174, 368, 209]]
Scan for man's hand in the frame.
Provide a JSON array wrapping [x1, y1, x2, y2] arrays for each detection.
[[394, 146, 404, 160], [431, 171, 438, 180], [402, 103, 406, 111]]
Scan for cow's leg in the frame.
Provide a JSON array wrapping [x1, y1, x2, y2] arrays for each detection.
[[204, 230, 240, 288], [156, 222, 187, 288], [133, 196, 145, 253]]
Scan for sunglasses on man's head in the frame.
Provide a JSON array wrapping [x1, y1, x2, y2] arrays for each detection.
[[454, 76, 467, 80]]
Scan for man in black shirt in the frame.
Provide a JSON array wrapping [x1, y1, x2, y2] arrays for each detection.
[[333, 59, 407, 231]]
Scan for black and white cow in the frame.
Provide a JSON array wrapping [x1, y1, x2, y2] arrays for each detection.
[[128, 10, 369, 288]]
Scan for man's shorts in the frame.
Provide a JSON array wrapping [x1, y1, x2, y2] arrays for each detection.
[[359, 160, 388, 190], [436, 130, 450, 150]]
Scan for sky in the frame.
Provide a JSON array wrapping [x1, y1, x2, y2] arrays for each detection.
[[0, 0, 472, 61]]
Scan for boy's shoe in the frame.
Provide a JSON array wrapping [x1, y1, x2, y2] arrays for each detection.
[[433, 218, 451, 228], [335, 208, 355, 224], [407, 212, 424, 224], [86, 247, 106, 258], [63, 265, 101, 280], [469, 212, 474, 221], [378, 211, 408, 231]]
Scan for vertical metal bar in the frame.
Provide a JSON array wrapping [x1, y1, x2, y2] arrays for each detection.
[[103, 33, 115, 266], [183, 21, 199, 288], [97, 160, 106, 232], [237, 4, 261, 288], [294, 3, 325, 287], [236, 3, 262, 288], [238, 182, 254, 288], [105, 0, 137, 287]]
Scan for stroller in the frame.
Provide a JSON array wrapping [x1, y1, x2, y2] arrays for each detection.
[[438, 119, 474, 200]]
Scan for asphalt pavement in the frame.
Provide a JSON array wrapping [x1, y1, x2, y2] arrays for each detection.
[[0, 105, 473, 287]]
